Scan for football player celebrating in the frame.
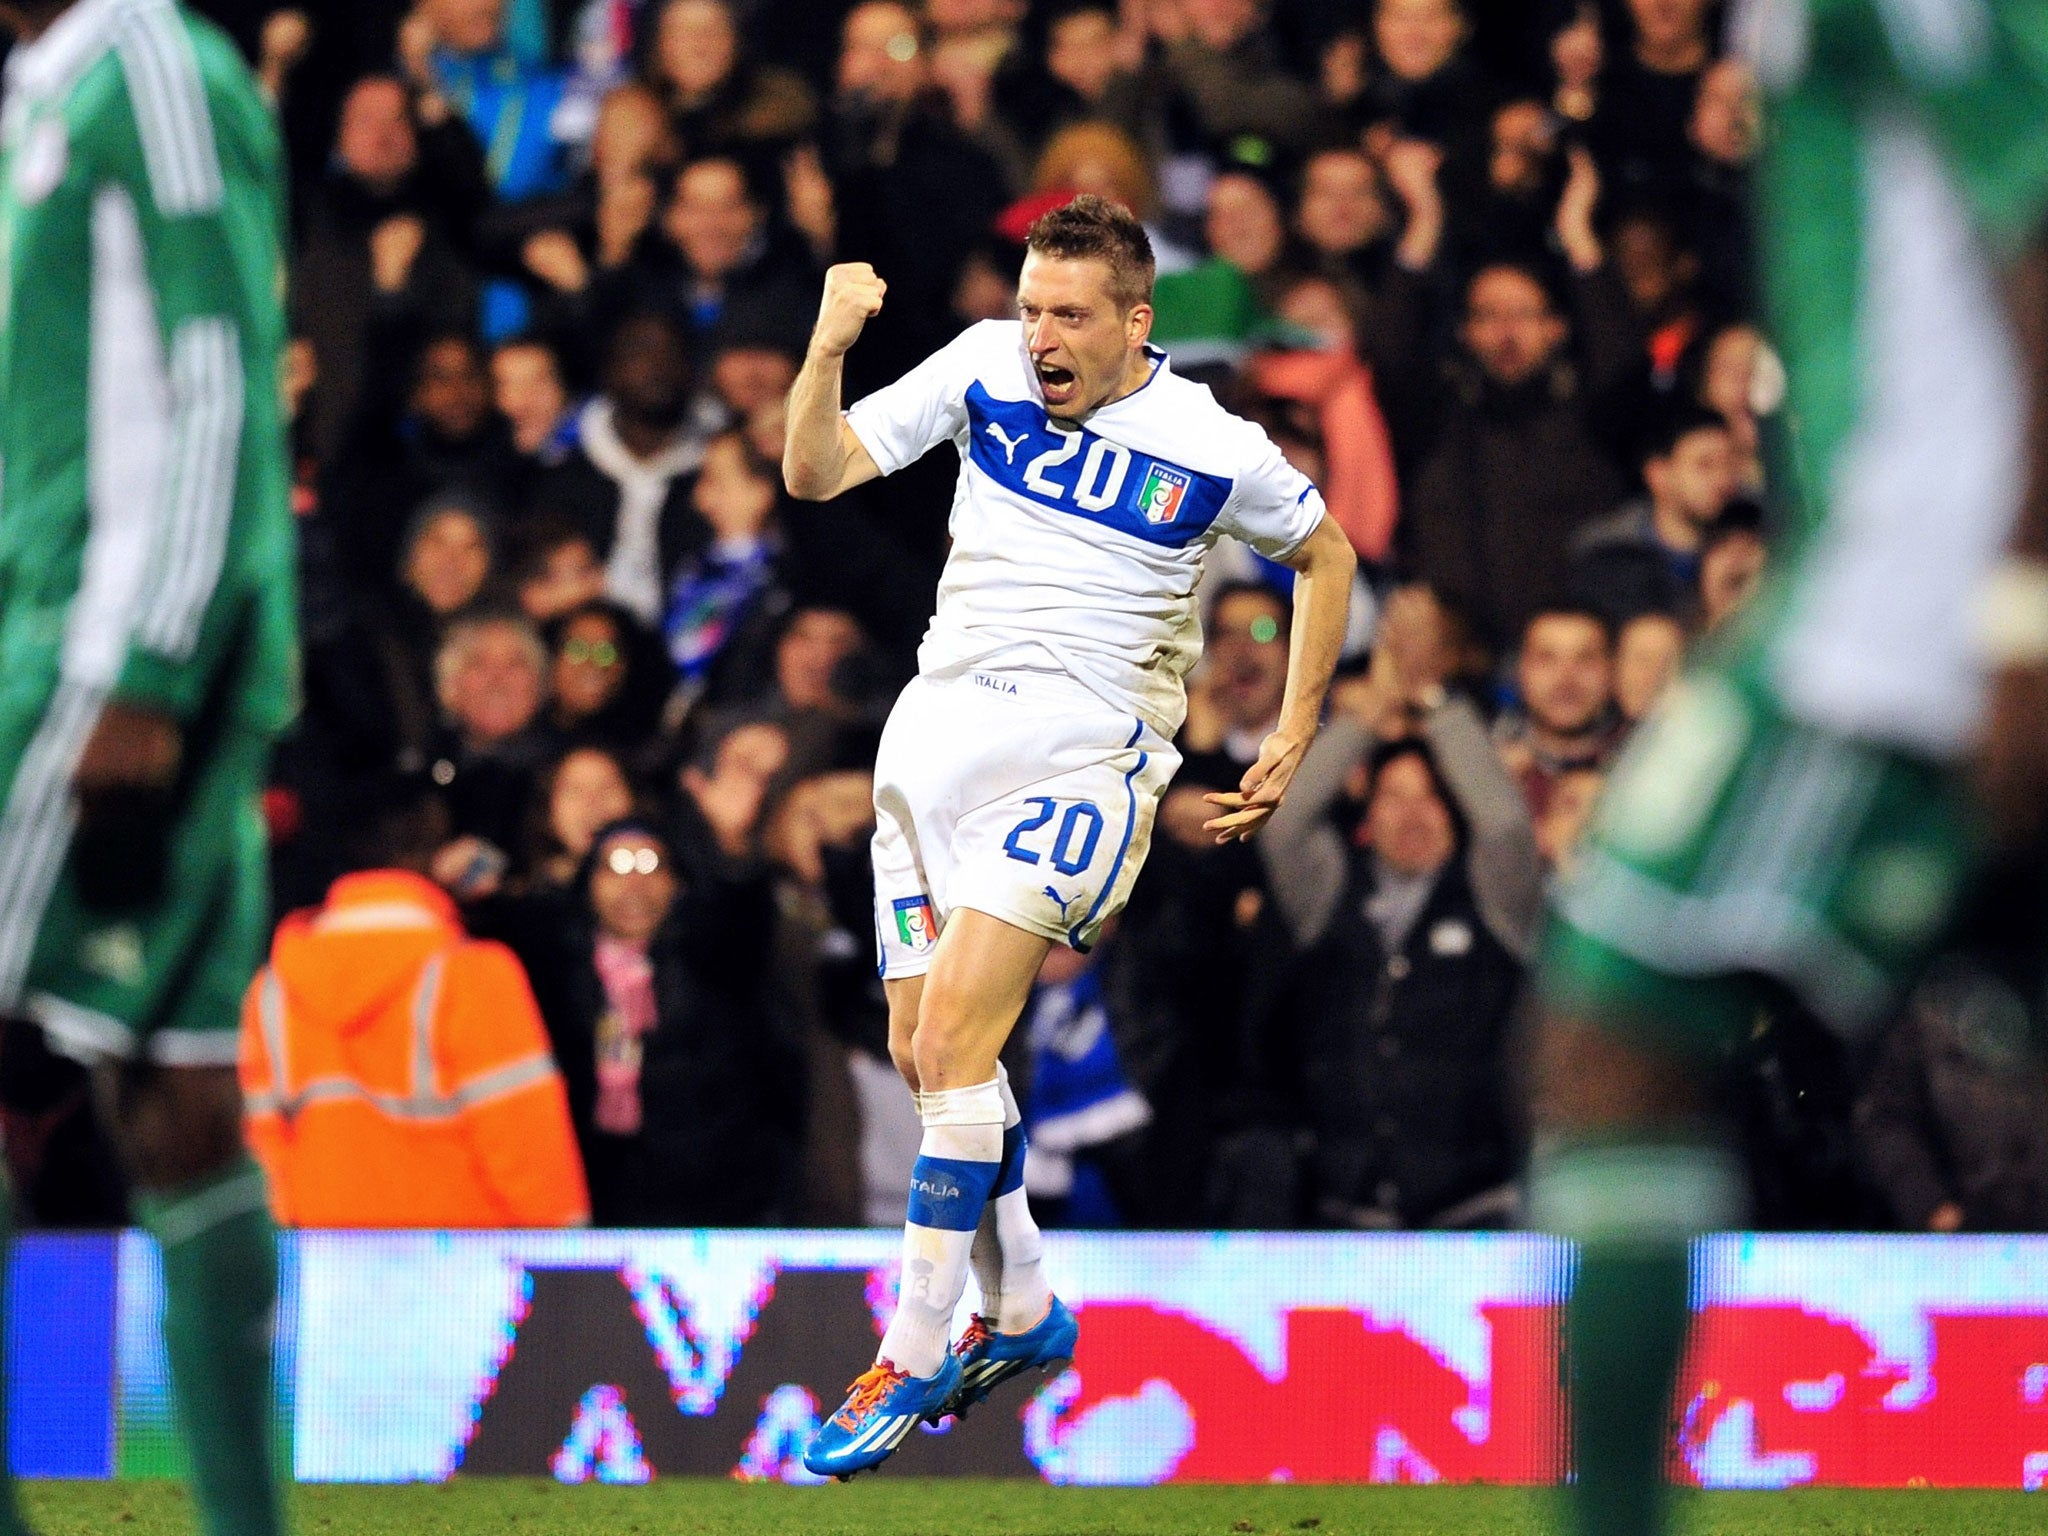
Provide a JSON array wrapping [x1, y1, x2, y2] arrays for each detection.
[[784, 195, 1356, 1478]]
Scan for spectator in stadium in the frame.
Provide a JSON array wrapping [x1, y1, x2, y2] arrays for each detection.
[[1006, 121, 1200, 279], [1290, 144, 1392, 297], [364, 496, 506, 759], [531, 311, 710, 627], [989, 0, 1145, 162], [1569, 404, 1741, 627], [1698, 514, 1768, 632], [545, 599, 671, 752], [1585, 0, 1717, 202], [1390, 147, 1637, 654], [491, 335, 579, 470], [1694, 320, 1776, 494], [647, 0, 818, 151], [1257, 586, 1540, 1230], [293, 72, 486, 463], [512, 518, 608, 625], [1207, 169, 1289, 289], [1153, 0, 1323, 156], [519, 818, 801, 1226], [402, 496, 499, 621], [754, 762, 888, 1223], [1150, 170, 1288, 370], [403, 0, 573, 204], [431, 610, 559, 855], [1857, 957, 2048, 1232], [926, 10, 1036, 191], [1014, 937, 1153, 1227], [1449, 99, 1567, 271], [1495, 606, 1620, 822], [665, 430, 790, 700], [1614, 610, 1685, 725], [522, 746, 638, 893], [328, 325, 525, 596], [1359, 0, 1494, 149], [583, 152, 823, 366], [708, 329, 803, 420], [827, 0, 1010, 382], [239, 778, 589, 1228], [1606, 203, 1705, 394], [1686, 58, 1760, 311], [1178, 582, 1293, 792]]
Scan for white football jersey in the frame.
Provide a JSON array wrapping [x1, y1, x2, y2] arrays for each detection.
[[845, 320, 1326, 735]]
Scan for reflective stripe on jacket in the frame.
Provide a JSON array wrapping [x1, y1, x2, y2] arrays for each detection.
[[238, 870, 590, 1228]]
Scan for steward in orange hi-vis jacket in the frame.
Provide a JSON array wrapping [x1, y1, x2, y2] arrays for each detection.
[[238, 870, 589, 1227]]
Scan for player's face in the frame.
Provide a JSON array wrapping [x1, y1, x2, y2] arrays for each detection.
[[1017, 251, 1150, 420]]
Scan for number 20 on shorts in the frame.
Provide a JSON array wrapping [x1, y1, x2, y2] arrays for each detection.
[[1004, 797, 1105, 875]]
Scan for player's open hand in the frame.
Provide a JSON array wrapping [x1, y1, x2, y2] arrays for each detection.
[[810, 263, 886, 358], [1201, 731, 1308, 843]]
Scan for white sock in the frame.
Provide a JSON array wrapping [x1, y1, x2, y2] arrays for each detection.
[[991, 1066, 1053, 1335], [967, 1068, 1023, 1323], [876, 1079, 1003, 1378]]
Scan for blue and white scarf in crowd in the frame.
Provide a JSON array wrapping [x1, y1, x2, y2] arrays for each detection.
[[1021, 967, 1151, 1199]]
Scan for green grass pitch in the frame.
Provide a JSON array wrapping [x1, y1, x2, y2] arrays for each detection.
[[22, 1480, 2048, 1535]]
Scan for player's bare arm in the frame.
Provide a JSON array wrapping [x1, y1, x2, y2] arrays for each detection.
[[1977, 231, 2048, 844], [1203, 514, 1357, 843], [783, 262, 885, 502]]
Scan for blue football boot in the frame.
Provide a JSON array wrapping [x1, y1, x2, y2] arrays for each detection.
[[941, 1296, 1079, 1421], [803, 1354, 964, 1480]]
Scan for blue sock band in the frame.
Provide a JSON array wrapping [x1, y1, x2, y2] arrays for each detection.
[[906, 1154, 1000, 1231], [996, 1125, 1027, 1197]]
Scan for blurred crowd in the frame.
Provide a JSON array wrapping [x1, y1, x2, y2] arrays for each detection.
[[10, 0, 2047, 1237]]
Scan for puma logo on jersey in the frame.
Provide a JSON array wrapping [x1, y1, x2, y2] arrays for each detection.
[[985, 422, 1028, 464]]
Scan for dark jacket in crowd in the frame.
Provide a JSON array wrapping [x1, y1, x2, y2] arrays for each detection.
[[292, 119, 491, 463], [1567, 499, 1699, 627], [1258, 706, 1542, 1229], [1393, 266, 1641, 651], [322, 308, 530, 597], [504, 868, 803, 1227], [1856, 967, 2048, 1232]]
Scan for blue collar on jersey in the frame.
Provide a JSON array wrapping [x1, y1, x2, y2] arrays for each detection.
[[964, 379, 1232, 548]]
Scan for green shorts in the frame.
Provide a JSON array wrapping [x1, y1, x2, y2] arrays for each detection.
[[0, 680, 272, 1068], [1540, 653, 1975, 1060]]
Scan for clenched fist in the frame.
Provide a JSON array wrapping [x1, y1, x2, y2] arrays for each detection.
[[809, 263, 886, 358]]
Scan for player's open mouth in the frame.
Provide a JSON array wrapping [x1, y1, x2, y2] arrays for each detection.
[[1036, 362, 1077, 403]]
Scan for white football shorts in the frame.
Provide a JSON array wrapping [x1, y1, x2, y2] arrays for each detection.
[[871, 670, 1180, 980]]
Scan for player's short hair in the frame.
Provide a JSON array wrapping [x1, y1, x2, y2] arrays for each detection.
[[1025, 194, 1156, 311]]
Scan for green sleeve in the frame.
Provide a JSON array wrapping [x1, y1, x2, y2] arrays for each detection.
[[1838, 0, 2048, 250], [87, 29, 286, 717]]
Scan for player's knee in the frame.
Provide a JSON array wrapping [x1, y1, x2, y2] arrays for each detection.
[[1531, 1015, 1697, 1134], [103, 1063, 248, 1191], [908, 1008, 969, 1089], [888, 1038, 920, 1092]]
